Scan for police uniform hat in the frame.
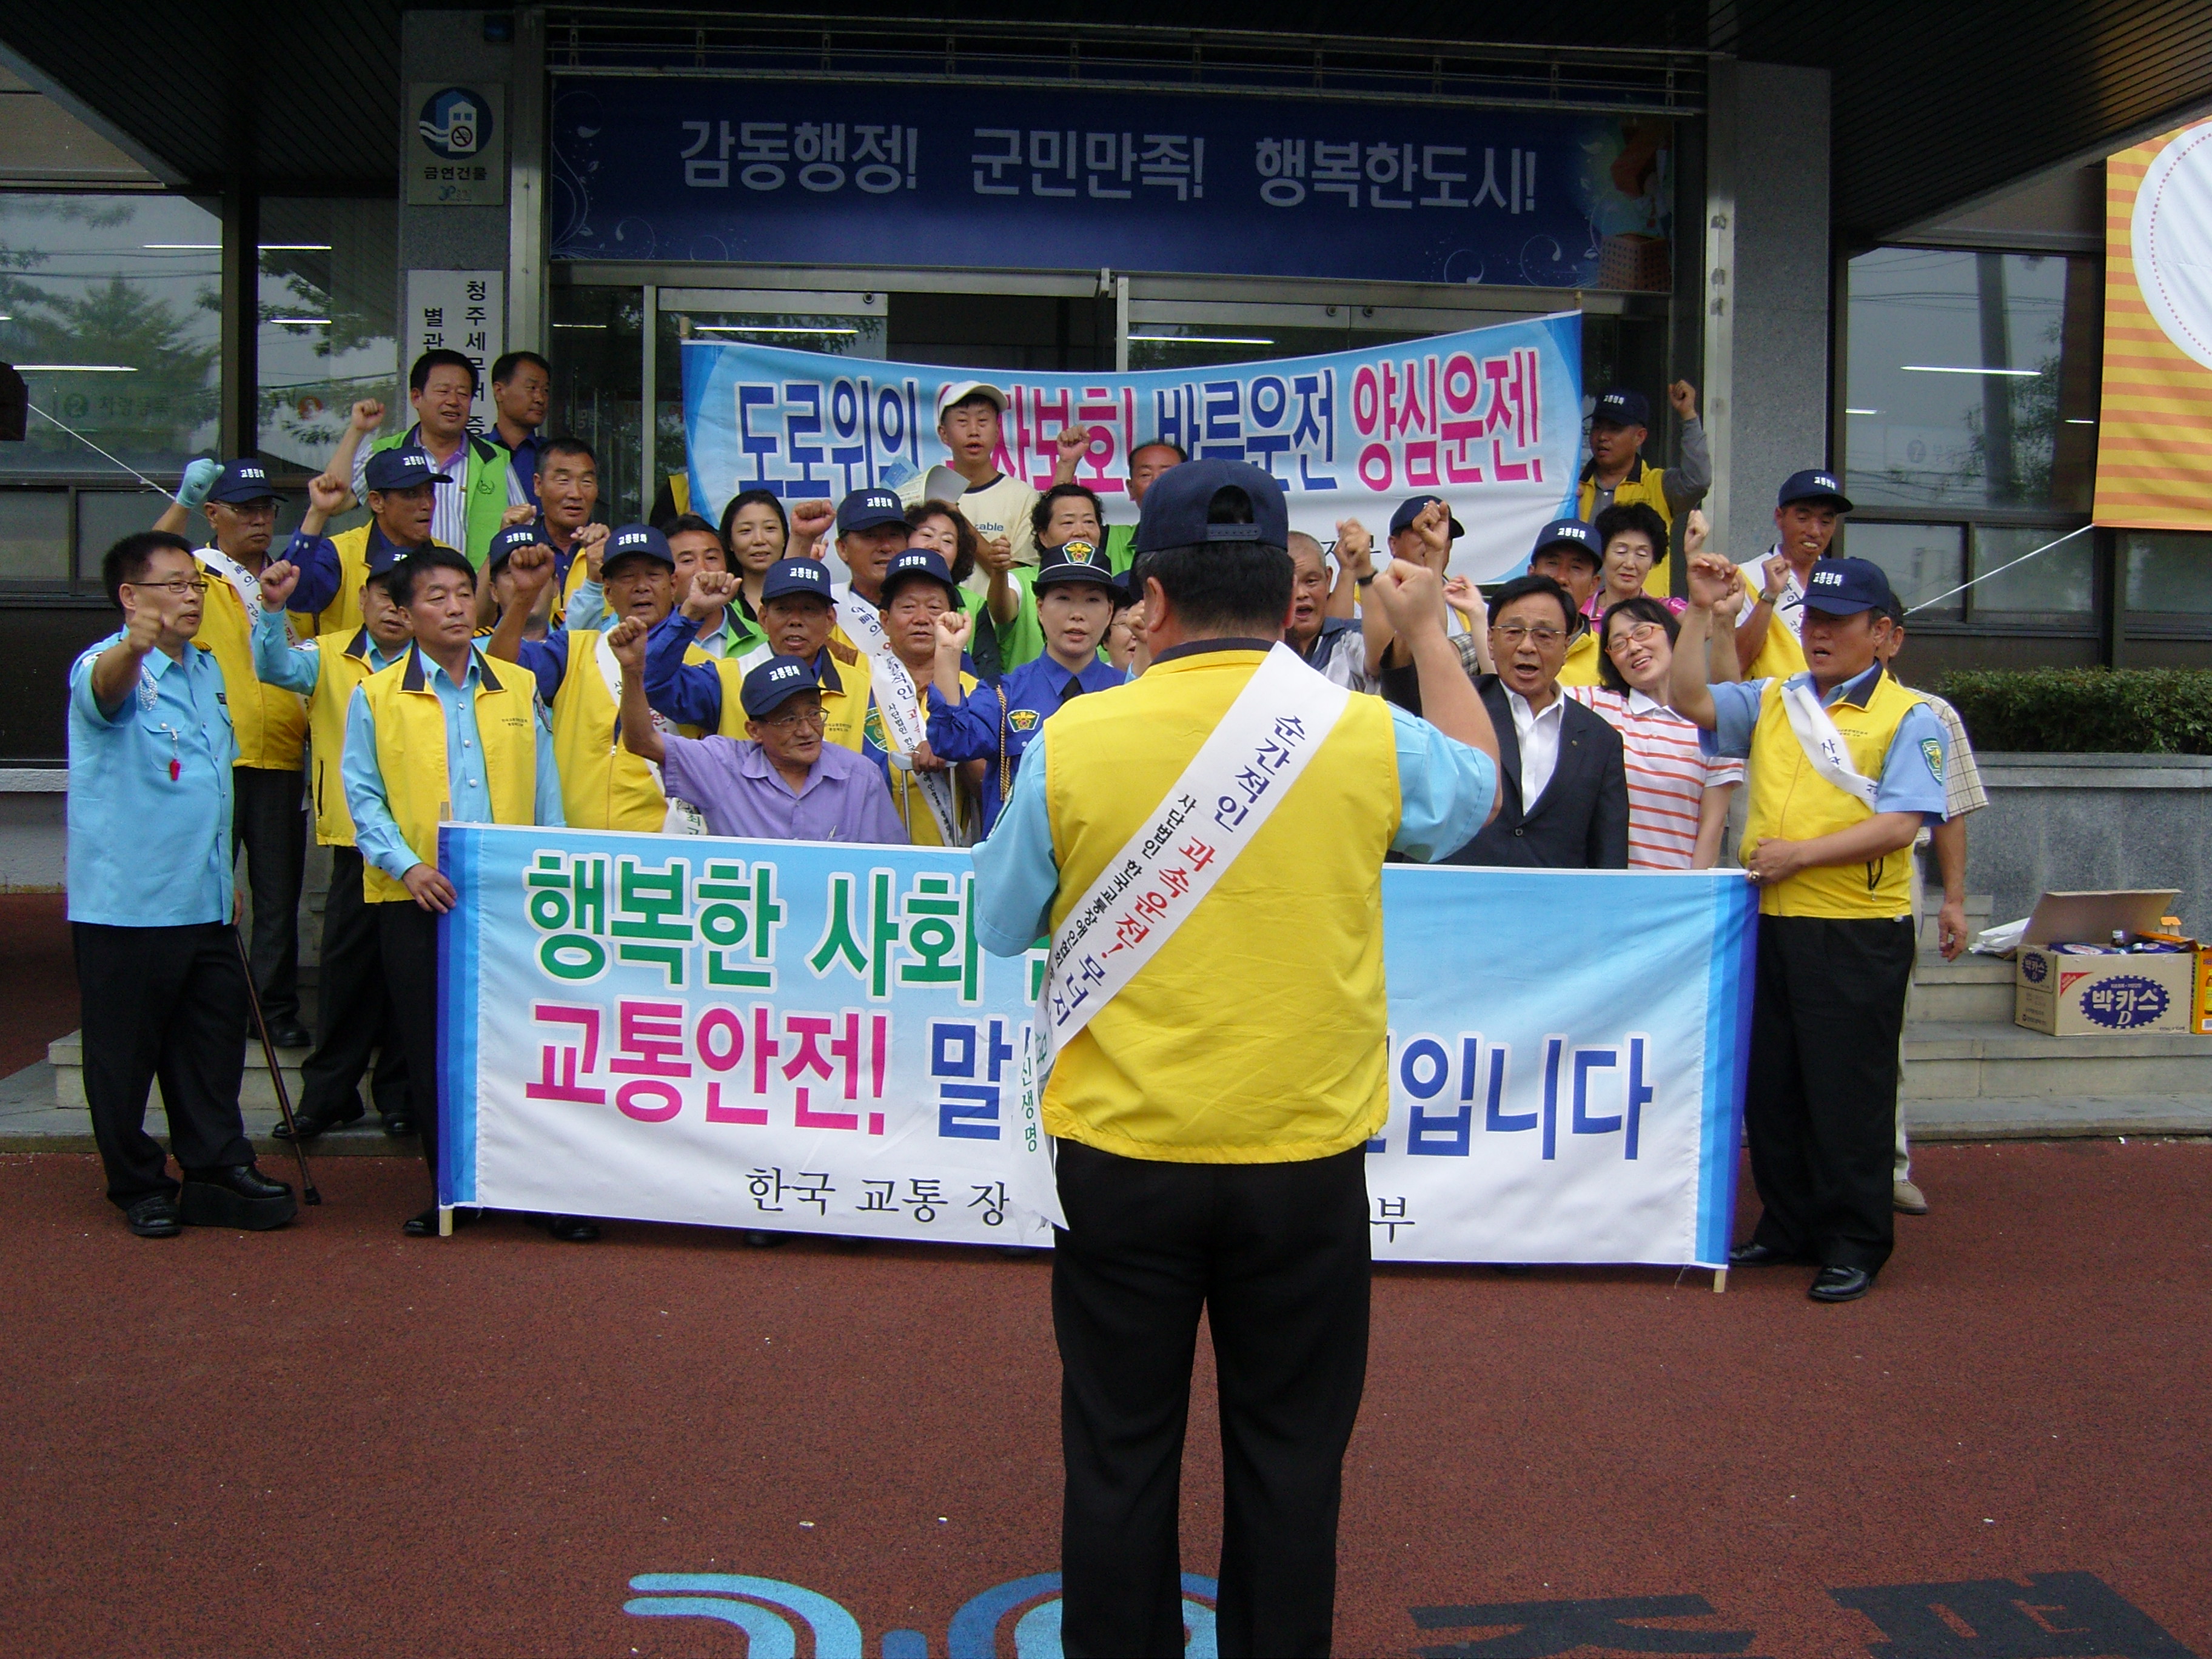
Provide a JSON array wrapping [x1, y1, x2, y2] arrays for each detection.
[[1388, 493, 1466, 541], [881, 546, 960, 605], [602, 523, 675, 574], [760, 557, 834, 604], [836, 487, 907, 534], [1777, 468, 1854, 513], [364, 447, 452, 492], [1590, 387, 1652, 429], [484, 523, 545, 575], [1131, 458, 1289, 554], [204, 459, 280, 504], [1034, 538, 1119, 593], [1800, 557, 1894, 617], [740, 654, 823, 719], [1530, 517, 1602, 570]]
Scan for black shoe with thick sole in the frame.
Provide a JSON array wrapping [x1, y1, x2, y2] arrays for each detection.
[[1728, 1241, 1803, 1267], [267, 1021, 313, 1050], [178, 1164, 297, 1231], [124, 1195, 183, 1238], [382, 1114, 418, 1139], [1809, 1264, 1874, 1302], [273, 1101, 364, 1141]]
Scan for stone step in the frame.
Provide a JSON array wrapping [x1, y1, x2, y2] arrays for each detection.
[[1909, 953, 2017, 1023], [1901, 1019, 2212, 1102], [1906, 1094, 2212, 1140]]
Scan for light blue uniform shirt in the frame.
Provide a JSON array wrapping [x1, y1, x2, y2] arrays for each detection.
[[340, 646, 565, 885], [67, 632, 236, 927], [250, 609, 407, 694], [1703, 663, 1949, 822], [973, 698, 1498, 957]]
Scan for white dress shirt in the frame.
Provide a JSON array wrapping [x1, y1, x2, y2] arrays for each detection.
[[1506, 686, 1567, 808]]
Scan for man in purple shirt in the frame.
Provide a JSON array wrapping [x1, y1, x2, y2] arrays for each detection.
[[608, 620, 903, 843]]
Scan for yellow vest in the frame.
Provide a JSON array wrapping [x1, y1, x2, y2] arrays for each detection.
[[1741, 668, 1925, 919], [1556, 626, 1603, 688], [1740, 607, 1810, 683], [711, 635, 868, 752], [864, 662, 980, 846], [304, 629, 389, 846], [193, 558, 306, 769], [1041, 648, 1403, 1163], [1578, 459, 1673, 594], [552, 629, 674, 833], [357, 646, 539, 903]]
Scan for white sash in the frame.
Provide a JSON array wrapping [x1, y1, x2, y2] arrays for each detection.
[[199, 547, 267, 629], [592, 631, 706, 835], [836, 587, 890, 658], [1780, 679, 1880, 808], [872, 650, 965, 847]]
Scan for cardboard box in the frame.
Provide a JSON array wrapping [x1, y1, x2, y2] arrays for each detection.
[[2196, 947, 2212, 1036], [2014, 890, 2200, 1036]]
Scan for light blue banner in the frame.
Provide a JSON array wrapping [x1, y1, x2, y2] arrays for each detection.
[[680, 315, 1583, 580], [439, 826, 1754, 1265]]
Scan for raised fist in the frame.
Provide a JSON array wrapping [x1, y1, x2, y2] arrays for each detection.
[[258, 560, 300, 610], [607, 613, 651, 671], [500, 503, 537, 531], [685, 568, 738, 622], [974, 533, 1014, 576], [306, 473, 350, 518], [1687, 552, 1738, 612], [124, 604, 165, 655], [350, 399, 386, 433], [934, 606, 974, 655], [505, 540, 555, 598], [788, 499, 835, 548]]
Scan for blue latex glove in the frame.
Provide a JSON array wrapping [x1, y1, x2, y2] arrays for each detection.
[[178, 458, 222, 508]]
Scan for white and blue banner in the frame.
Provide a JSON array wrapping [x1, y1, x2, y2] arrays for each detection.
[[438, 827, 1755, 1267], [680, 314, 1582, 582]]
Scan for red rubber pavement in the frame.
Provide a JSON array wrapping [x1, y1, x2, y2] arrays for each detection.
[[3, 1138, 2206, 1657], [0, 893, 76, 1076]]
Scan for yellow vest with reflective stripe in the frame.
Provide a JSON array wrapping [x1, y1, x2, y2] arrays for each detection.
[[552, 629, 671, 833], [358, 646, 538, 903], [305, 629, 384, 846], [193, 559, 306, 769], [709, 635, 869, 752], [1041, 648, 1404, 1163], [1741, 669, 1925, 919]]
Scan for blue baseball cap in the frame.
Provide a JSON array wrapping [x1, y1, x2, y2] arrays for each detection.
[[880, 546, 959, 605], [836, 487, 907, 534], [1034, 537, 1119, 592], [1777, 468, 1854, 513], [1530, 518, 1601, 568], [740, 654, 823, 719], [602, 523, 674, 572], [204, 459, 280, 503], [1389, 493, 1465, 540], [1801, 557, 1893, 617], [1591, 387, 1652, 429], [760, 557, 834, 604], [1131, 458, 1289, 554], [364, 447, 451, 492], [484, 523, 545, 574]]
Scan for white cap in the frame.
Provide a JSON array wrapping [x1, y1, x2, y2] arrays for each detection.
[[934, 380, 1007, 423]]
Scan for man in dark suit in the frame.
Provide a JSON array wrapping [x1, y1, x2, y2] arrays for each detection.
[[1445, 574, 1629, 868]]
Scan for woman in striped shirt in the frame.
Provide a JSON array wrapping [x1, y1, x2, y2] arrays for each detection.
[[1567, 595, 1743, 870]]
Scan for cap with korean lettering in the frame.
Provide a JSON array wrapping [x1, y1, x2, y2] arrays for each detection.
[[1591, 387, 1652, 429], [1034, 538, 1120, 593], [364, 446, 452, 492], [760, 557, 834, 604], [1131, 458, 1290, 554], [602, 523, 674, 572], [880, 546, 959, 606], [836, 487, 908, 535], [1800, 556, 1893, 616], [740, 654, 823, 719], [1530, 517, 1601, 569], [934, 380, 1008, 423], [205, 459, 280, 504], [484, 523, 544, 574], [1777, 468, 1854, 513], [1389, 493, 1466, 541]]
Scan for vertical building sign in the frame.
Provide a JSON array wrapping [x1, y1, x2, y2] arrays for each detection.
[[406, 270, 504, 434]]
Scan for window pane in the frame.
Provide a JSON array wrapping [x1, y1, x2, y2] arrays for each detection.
[[75, 489, 175, 580], [0, 489, 69, 583], [548, 286, 642, 524], [256, 197, 400, 473], [1843, 521, 1965, 621], [1971, 524, 2094, 622], [0, 194, 223, 480], [2122, 530, 2212, 617], [1845, 247, 2095, 512]]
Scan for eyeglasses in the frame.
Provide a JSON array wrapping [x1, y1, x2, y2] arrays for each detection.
[[1605, 622, 1667, 654], [1490, 623, 1566, 646], [215, 500, 278, 520], [131, 576, 210, 596], [758, 705, 828, 731]]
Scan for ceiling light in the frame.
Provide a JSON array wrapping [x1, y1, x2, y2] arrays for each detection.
[[142, 243, 218, 250], [1900, 364, 2039, 377], [1845, 407, 1879, 415], [260, 243, 333, 251], [2065, 417, 2097, 424], [551, 322, 606, 329], [692, 324, 859, 336], [1130, 333, 1276, 346], [16, 363, 137, 372], [270, 317, 331, 326]]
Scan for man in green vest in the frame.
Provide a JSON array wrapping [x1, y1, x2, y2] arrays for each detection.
[[341, 350, 526, 568]]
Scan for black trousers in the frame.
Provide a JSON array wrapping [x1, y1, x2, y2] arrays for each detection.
[[73, 921, 253, 1206], [298, 846, 407, 1121], [1053, 1139, 1371, 1659], [377, 900, 441, 1196], [232, 765, 306, 1025], [1745, 914, 1917, 1273]]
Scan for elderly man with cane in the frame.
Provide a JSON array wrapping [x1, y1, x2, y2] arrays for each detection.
[[972, 460, 1500, 1657]]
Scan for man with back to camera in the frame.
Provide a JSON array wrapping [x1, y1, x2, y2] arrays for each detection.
[[971, 458, 1500, 1657]]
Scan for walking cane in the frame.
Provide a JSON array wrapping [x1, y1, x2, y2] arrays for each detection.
[[233, 927, 322, 1205]]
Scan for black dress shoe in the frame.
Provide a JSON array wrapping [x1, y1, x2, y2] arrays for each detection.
[[1809, 1265, 1874, 1302], [402, 1205, 482, 1238], [547, 1215, 599, 1242], [273, 1101, 364, 1141], [179, 1164, 297, 1231], [742, 1230, 784, 1248], [267, 1021, 313, 1050], [124, 1195, 182, 1238], [383, 1114, 418, 1139], [1728, 1241, 1801, 1267]]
